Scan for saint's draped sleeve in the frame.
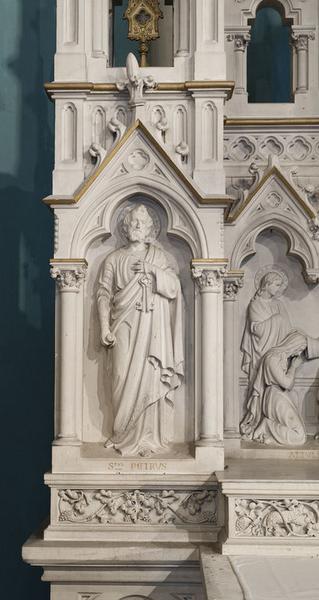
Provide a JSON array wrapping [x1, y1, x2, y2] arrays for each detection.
[[154, 265, 180, 299], [241, 295, 291, 379], [97, 258, 114, 304], [264, 353, 295, 391]]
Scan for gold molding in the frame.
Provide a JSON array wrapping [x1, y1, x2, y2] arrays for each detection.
[[50, 258, 88, 265], [225, 269, 245, 277], [191, 258, 229, 264], [43, 120, 233, 212], [44, 80, 235, 98], [227, 166, 316, 224], [225, 117, 319, 127]]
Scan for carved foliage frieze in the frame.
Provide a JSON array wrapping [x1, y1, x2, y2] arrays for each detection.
[[58, 488, 217, 525], [234, 498, 319, 538]]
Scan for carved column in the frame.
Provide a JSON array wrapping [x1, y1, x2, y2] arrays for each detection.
[[227, 33, 250, 94], [192, 259, 228, 445], [175, 0, 190, 56], [50, 259, 87, 445], [223, 271, 244, 440], [292, 31, 315, 93]]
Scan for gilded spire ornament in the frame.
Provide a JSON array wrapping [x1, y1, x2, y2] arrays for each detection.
[[124, 0, 163, 67]]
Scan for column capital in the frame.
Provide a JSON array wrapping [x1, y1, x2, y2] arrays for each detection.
[[191, 259, 228, 292], [227, 32, 250, 51], [223, 270, 244, 301], [292, 31, 315, 51], [50, 259, 87, 292]]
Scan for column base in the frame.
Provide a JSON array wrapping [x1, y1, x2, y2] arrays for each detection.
[[196, 437, 223, 447], [53, 436, 82, 447]]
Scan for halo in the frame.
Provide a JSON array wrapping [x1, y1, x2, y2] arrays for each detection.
[[118, 203, 161, 242], [254, 264, 289, 296]]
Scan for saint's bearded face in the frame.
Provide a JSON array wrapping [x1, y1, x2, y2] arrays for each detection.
[[126, 210, 153, 242]]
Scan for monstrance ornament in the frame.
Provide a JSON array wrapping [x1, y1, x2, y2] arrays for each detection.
[[124, 0, 163, 67]]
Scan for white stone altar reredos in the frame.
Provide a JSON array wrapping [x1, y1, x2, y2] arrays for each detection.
[[22, 2, 319, 597]]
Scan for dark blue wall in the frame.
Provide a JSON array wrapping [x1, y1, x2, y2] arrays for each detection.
[[247, 6, 292, 103], [0, 1, 55, 598]]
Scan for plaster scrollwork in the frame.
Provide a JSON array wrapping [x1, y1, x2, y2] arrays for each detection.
[[108, 116, 127, 146], [79, 595, 101, 600], [175, 141, 189, 165], [223, 276, 244, 301], [308, 216, 319, 241], [226, 177, 254, 203], [58, 489, 217, 525], [303, 269, 319, 285], [89, 143, 107, 169], [50, 265, 87, 291], [150, 105, 169, 143], [192, 266, 227, 292], [235, 498, 319, 538], [155, 116, 169, 143]]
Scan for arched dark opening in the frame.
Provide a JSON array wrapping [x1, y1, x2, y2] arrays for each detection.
[[247, 0, 293, 103]]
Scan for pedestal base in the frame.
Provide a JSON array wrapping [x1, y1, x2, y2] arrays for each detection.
[[22, 535, 243, 600], [217, 459, 319, 556]]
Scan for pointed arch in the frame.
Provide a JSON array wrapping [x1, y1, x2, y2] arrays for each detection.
[[230, 215, 319, 281]]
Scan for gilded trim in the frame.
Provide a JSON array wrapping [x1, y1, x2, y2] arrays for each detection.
[[227, 166, 316, 223], [225, 117, 319, 127], [192, 258, 229, 264], [50, 258, 88, 265], [225, 269, 245, 277], [43, 120, 234, 211], [44, 80, 234, 98]]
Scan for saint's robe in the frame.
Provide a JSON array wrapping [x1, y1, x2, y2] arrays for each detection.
[[97, 243, 184, 456], [241, 293, 291, 384]]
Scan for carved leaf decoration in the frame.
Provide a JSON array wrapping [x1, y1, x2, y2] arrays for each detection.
[[58, 488, 217, 526]]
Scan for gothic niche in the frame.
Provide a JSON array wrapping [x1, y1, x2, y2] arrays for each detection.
[[239, 229, 319, 447], [83, 196, 194, 457]]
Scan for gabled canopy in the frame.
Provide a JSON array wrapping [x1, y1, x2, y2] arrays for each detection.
[[227, 164, 316, 224], [43, 120, 232, 213]]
